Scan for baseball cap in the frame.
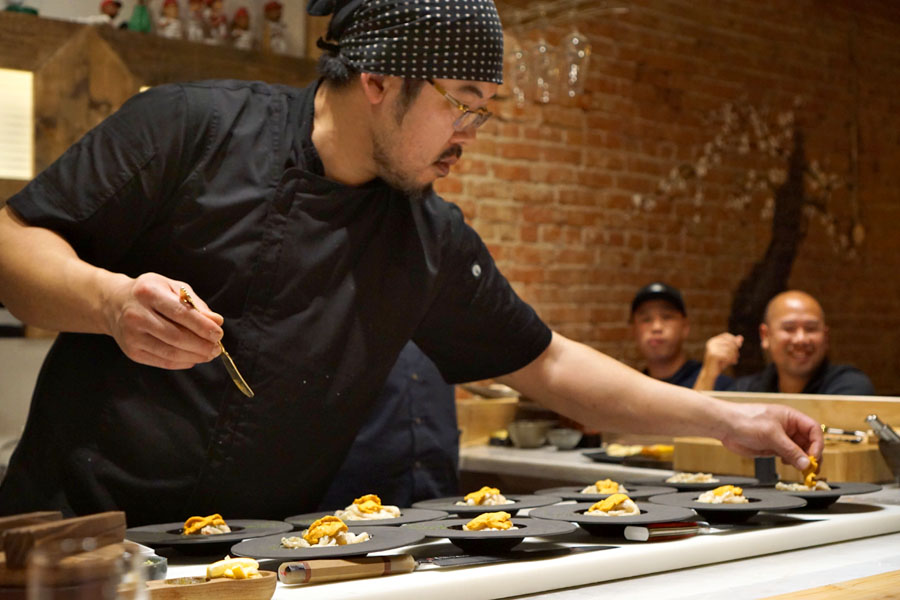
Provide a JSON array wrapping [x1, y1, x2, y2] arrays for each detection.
[[630, 282, 686, 316]]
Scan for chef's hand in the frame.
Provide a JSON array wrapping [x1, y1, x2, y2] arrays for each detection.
[[719, 402, 824, 470], [103, 272, 224, 369], [693, 332, 743, 391]]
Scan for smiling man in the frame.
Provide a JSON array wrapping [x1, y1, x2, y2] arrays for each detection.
[[0, 0, 824, 524], [703, 291, 874, 395]]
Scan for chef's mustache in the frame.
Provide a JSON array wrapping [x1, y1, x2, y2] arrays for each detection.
[[437, 145, 462, 162]]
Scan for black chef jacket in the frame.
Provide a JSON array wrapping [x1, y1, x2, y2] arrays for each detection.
[[0, 79, 551, 525], [317, 341, 458, 509], [729, 360, 875, 395]]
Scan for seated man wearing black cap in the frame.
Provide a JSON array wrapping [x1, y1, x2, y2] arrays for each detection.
[[697, 290, 875, 395], [0, 0, 824, 525], [631, 282, 736, 390]]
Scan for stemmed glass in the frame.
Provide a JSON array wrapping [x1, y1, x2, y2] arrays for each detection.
[[560, 12, 592, 98]]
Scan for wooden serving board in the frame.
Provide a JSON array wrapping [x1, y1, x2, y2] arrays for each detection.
[[673, 437, 896, 483], [761, 568, 900, 599], [147, 570, 277, 600]]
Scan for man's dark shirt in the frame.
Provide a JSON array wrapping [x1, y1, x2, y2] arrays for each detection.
[[0, 80, 550, 524], [729, 360, 875, 395], [645, 359, 733, 390], [317, 342, 458, 509]]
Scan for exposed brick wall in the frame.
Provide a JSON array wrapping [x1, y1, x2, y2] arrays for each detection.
[[434, 0, 900, 395]]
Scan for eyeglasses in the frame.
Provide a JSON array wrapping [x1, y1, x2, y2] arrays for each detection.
[[426, 79, 492, 132]]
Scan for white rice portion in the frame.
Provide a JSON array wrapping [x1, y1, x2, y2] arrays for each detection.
[[280, 530, 370, 548], [455, 492, 512, 506], [775, 480, 831, 492], [696, 489, 750, 504], [334, 503, 401, 520], [586, 498, 640, 517]]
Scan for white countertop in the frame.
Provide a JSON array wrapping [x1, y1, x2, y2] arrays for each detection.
[[459, 444, 673, 482], [162, 486, 900, 599]]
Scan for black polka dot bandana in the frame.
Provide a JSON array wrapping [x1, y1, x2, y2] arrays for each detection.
[[307, 0, 504, 84]]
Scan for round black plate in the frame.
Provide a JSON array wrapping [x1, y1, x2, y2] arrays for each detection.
[[535, 485, 677, 501], [581, 450, 624, 464], [403, 517, 576, 553], [411, 494, 561, 516], [230, 526, 425, 560], [285, 507, 448, 529], [529, 502, 696, 536], [766, 482, 883, 510], [648, 491, 807, 523], [125, 519, 293, 549], [626, 475, 760, 492]]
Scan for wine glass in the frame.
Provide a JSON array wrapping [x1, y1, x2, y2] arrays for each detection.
[[561, 15, 592, 98], [27, 538, 147, 600]]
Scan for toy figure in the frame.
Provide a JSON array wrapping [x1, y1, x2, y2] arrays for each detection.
[[230, 7, 254, 51], [185, 0, 207, 42], [99, 0, 122, 23], [127, 0, 152, 33], [204, 0, 228, 45], [156, 0, 183, 39], [3, 0, 39, 15], [262, 1, 288, 54]]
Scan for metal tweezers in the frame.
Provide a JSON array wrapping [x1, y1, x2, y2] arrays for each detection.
[[179, 287, 255, 398]]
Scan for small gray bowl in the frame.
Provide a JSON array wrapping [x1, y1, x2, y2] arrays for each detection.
[[547, 427, 583, 450], [507, 419, 556, 448]]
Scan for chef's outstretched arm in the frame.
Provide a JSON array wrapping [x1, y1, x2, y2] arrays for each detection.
[[0, 205, 223, 369], [498, 332, 823, 470]]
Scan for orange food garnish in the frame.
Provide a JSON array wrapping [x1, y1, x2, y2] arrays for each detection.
[[465, 511, 513, 531], [589, 493, 630, 512], [464, 486, 501, 505], [711, 485, 743, 497], [593, 479, 621, 494], [803, 455, 820, 487], [183, 514, 227, 535], [353, 494, 384, 514], [304, 515, 348, 545]]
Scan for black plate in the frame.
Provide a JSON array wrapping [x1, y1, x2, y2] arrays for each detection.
[[230, 526, 425, 560], [626, 475, 760, 492], [766, 482, 883, 510], [125, 519, 292, 549], [535, 485, 677, 501], [582, 450, 624, 464], [411, 494, 561, 516], [403, 517, 576, 553], [529, 502, 696, 536], [648, 491, 807, 523], [285, 507, 448, 529]]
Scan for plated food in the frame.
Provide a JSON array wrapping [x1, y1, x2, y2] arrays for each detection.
[[412, 493, 560, 516], [769, 482, 882, 510], [455, 486, 513, 506], [696, 485, 750, 504], [230, 526, 426, 560], [281, 516, 370, 548], [580, 479, 628, 494], [776, 455, 831, 491], [536, 484, 677, 501], [529, 501, 696, 537], [285, 507, 447, 528], [333, 494, 401, 520], [126, 519, 293, 550], [626, 474, 759, 492], [648, 490, 806, 523], [463, 511, 517, 531], [403, 516, 575, 553], [147, 557, 276, 599], [182, 514, 231, 535], [586, 494, 641, 516]]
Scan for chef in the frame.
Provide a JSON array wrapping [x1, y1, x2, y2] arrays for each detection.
[[0, 0, 823, 525]]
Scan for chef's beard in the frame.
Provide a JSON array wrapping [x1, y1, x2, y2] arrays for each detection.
[[373, 138, 461, 201]]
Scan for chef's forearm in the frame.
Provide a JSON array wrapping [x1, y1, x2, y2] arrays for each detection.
[[0, 206, 124, 335], [499, 331, 734, 440]]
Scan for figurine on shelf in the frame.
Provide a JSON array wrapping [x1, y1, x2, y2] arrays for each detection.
[[156, 0, 183, 40], [230, 7, 254, 51], [185, 0, 207, 42], [3, 0, 39, 16], [99, 0, 122, 23], [127, 0, 152, 33], [204, 0, 228, 45], [262, 1, 288, 55]]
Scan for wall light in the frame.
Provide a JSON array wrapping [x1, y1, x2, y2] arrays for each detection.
[[0, 68, 34, 181]]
